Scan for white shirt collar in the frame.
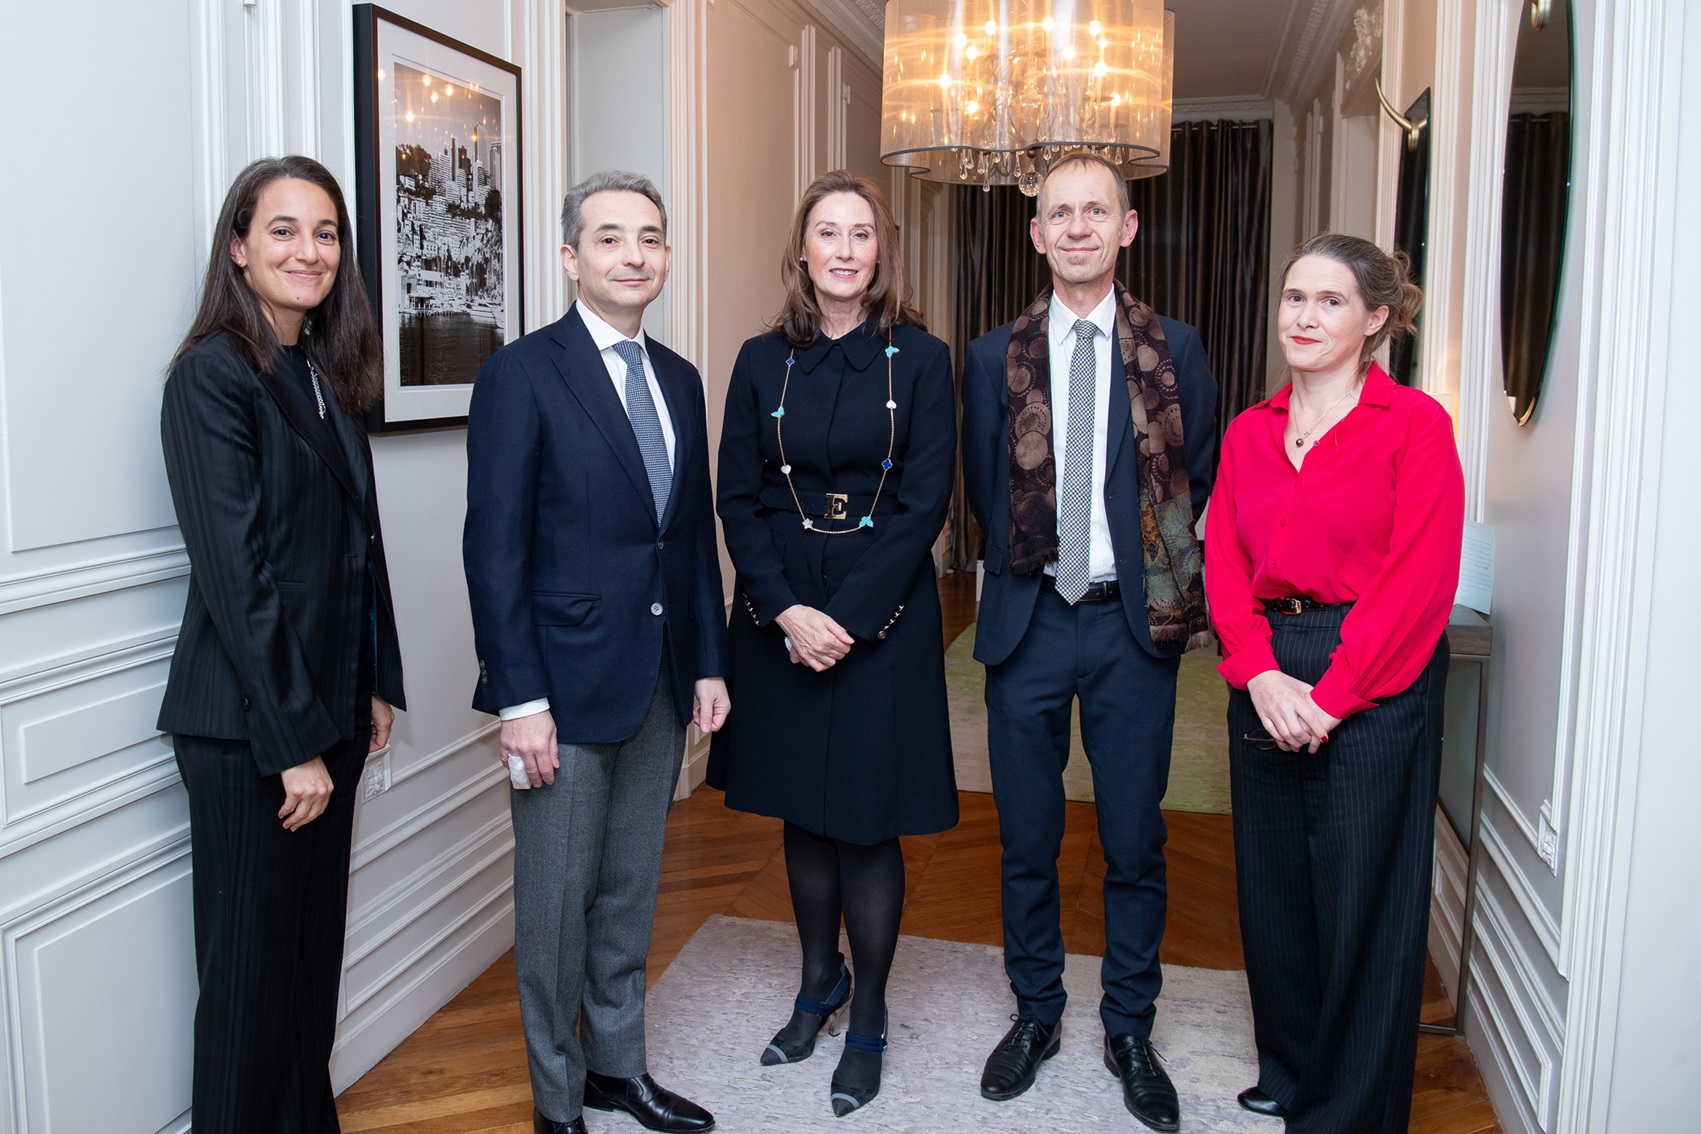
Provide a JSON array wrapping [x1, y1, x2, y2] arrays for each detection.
[[576, 299, 649, 354], [1047, 289, 1117, 352]]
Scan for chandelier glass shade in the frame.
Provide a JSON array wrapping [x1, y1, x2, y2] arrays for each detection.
[[880, 1, 1174, 194]]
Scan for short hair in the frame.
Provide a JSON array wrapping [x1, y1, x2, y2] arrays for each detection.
[[772, 169, 927, 347], [561, 170, 668, 248], [1036, 151, 1132, 217], [1282, 232, 1424, 363], [172, 155, 381, 412]]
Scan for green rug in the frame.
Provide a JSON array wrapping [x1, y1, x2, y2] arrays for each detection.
[[944, 624, 1232, 814]]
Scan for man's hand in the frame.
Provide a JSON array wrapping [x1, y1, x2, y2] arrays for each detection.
[[693, 677, 731, 733], [370, 696, 396, 753], [500, 709, 559, 788], [774, 605, 854, 671], [279, 756, 333, 830]]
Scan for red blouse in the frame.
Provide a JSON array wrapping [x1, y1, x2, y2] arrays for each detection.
[[1205, 363, 1465, 720]]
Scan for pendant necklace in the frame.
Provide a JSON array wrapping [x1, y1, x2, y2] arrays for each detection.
[[772, 334, 898, 533], [1291, 386, 1355, 448], [304, 356, 328, 419]]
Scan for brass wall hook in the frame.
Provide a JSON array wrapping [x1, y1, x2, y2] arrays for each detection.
[[1374, 77, 1428, 153]]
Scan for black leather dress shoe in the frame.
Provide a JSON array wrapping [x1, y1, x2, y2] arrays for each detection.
[[583, 1071, 715, 1133], [533, 1109, 587, 1134], [1104, 1034, 1180, 1133], [980, 1015, 1062, 1101], [1237, 1085, 1288, 1118]]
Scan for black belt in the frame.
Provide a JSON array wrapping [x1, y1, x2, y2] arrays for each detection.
[[1041, 574, 1121, 603], [759, 486, 898, 521], [1263, 595, 1352, 616]]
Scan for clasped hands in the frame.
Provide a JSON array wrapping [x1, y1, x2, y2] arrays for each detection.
[[775, 604, 854, 672], [1246, 670, 1342, 754]]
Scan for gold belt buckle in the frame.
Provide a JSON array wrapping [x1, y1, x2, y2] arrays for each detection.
[[1270, 596, 1306, 616], [824, 493, 848, 520]]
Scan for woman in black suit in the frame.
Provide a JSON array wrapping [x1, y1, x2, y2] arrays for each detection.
[[156, 155, 406, 1132], [709, 170, 957, 1117]]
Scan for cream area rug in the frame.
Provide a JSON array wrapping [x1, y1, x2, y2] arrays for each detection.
[[620, 916, 1277, 1134]]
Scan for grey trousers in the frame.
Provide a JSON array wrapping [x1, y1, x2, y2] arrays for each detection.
[[511, 669, 683, 1122]]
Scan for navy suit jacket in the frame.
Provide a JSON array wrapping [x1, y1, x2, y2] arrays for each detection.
[[463, 306, 728, 742], [961, 312, 1217, 667]]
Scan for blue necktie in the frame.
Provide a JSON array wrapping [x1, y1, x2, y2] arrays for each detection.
[[612, 339, 671, 524], [1055, 319, 1097, 604]]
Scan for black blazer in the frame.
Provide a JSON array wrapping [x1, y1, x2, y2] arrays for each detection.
[[462, 307, 729, 742], [157, 333, 406, 776], [961, 313, 1217, 667]]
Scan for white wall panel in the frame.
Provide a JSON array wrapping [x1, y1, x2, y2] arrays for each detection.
[[5, 847, 195, 1134], [0, 0, 198, 553]]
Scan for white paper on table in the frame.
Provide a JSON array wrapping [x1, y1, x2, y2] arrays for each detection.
[[1455, 521, 1495, 615]]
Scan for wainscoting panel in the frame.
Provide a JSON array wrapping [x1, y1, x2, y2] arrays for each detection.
[[3, 843, 195, 1134]]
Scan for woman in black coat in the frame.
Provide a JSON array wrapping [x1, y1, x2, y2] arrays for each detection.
[[157, 155, 405, 1132], [709, 170, 957, 1116]]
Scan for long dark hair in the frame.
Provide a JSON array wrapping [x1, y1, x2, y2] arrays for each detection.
[[772, 170, 926, 348], [172, 155, 382, 413]]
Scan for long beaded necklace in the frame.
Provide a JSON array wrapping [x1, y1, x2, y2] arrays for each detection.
[[771, 336, 898, 533]]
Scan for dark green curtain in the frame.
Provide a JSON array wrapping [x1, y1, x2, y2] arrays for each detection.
[[947, 118, 1273, 569], [1501, 112, 1570, 423]]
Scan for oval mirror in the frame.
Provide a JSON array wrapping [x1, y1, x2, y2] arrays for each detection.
[[1500, 0, 1573, 426]]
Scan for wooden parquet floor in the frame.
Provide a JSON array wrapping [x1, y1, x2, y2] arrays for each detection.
[[337, 572, 1501, 1133]]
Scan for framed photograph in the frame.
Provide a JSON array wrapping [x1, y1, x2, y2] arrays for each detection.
[[353, 5, 523, 431]]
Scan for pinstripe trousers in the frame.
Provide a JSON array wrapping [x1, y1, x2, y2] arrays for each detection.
[[1228, 605, 1448, 1134], [176, 724, 369, 1134]]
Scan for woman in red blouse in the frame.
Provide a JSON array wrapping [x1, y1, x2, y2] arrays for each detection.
[[1206, 233, 1464, 1132]]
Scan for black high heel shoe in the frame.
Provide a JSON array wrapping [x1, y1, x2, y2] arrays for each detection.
[[829, 1013, 887, 1117], [761, 960, 852, 1065]]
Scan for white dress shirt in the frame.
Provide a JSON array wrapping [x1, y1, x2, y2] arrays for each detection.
[[1047, 289, 1119, 583], [499, 300, 677, 723]]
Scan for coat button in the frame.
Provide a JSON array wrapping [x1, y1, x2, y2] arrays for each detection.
[[240, 696, 251, 710], [657, 539, 665, 550], [651, 603, 664, 616]]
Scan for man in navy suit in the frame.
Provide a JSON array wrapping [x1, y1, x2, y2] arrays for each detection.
[[961, 153, 1216, 1133], [464, 170, 730, 1134]]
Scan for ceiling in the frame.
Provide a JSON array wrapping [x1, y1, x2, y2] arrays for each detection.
[[826, 0, 1359, 108], [1168, 0, 1355, 104]]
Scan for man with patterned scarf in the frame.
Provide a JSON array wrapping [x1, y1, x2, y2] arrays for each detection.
[[961, 152, 1217, 1133]]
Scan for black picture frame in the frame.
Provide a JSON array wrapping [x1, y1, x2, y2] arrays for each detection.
[[353, 4, 523, 432]]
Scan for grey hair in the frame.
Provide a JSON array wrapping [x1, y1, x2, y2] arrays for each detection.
[[561, 170, 668, 248], [1037, 151, 1132, 217]]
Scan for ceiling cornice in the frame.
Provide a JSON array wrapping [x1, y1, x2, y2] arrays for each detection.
[[1264, 0, 1357, 107], [807, 0, 885, 68]]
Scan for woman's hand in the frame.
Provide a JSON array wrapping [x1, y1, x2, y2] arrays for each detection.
[[279, 756, 333, 831], [774, 605, 854, 671], [1247, 670, 1334, 753], [370, 696, 396, 753]]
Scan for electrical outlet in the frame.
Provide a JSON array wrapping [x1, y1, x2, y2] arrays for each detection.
[[362, 750, 392, 802], [1537, 802, 1559, 871]]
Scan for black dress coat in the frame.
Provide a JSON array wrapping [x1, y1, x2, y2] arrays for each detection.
[[707, 317, 958, 843]]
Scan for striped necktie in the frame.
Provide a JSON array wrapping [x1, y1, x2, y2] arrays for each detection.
[[1055, 319, 1097, 604], [612, 339, 671, 524]]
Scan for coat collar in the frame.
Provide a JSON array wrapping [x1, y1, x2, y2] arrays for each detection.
[[545, 306, 689, 531], [254, 347, 360, 504], [793, 312, 884, 375]]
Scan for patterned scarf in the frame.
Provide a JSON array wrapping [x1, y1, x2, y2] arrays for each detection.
[[1004, 285, 1208, 646]]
